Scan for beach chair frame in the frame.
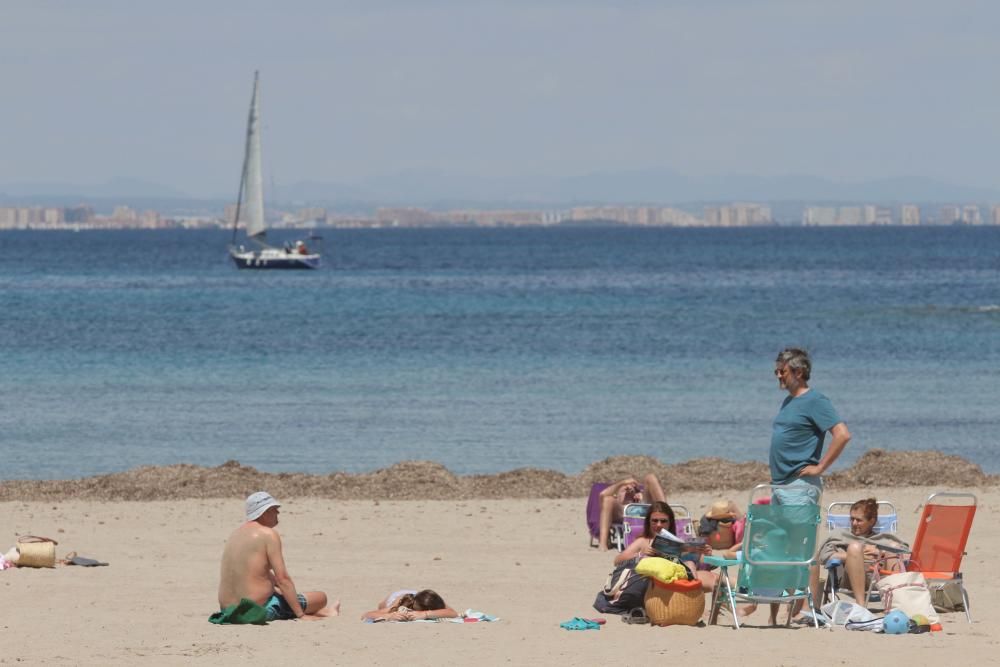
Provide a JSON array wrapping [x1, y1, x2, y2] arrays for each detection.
[[586, 483, 626, 551], [705, 483, 823, 630], [825, 500, 898, 534], [621, 503, 692, 549], [890, 491, 977, 622]]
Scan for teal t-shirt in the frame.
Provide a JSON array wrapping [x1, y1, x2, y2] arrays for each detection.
[[769, 389, 842, 484]]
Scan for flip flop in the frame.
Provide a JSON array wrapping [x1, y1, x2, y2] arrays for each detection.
[[66, 555, 109, 567], [622, 608, 650, 624], [792, 610, 829, 627], [560, 617, 601, 630]]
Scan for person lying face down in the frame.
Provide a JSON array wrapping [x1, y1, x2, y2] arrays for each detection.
[[361, 589, 459, 622]]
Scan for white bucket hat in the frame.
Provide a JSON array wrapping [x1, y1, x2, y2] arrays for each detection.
[[246, 491, 281, 521]]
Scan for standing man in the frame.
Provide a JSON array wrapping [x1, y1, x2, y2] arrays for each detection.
[[770, 347, 851, 618], [218, 491, 337, 621], [771, 348, 851, 503]]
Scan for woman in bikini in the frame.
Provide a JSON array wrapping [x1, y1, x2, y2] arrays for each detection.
[[361, 589, 458, 622], [613, 500, 714, 591]]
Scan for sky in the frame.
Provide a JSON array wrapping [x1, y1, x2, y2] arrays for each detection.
[[3, 1, 999, 199]]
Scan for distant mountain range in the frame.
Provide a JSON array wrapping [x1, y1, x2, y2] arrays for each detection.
[[3, 170, 999, 211]]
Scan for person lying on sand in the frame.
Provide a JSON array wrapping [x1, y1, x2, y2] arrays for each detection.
[[218, 491, 338, 622], [598, 473, 667, 550], [361, 589, 458, 622]]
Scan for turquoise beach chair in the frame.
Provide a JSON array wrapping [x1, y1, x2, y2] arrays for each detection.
[[705, 484, 822, 629]]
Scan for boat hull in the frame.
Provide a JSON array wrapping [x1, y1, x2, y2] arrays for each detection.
[[229, 248, 320, 270]]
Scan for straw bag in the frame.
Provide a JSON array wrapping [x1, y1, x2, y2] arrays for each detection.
[[644, 577, 705, 626], [17, 535, 58, 568]]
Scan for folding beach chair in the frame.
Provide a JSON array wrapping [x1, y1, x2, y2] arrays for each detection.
[[621, 503, 693, 549], [705, 484, 823, 629], [825, 500, 898, 534], [586, 483, 625, 551], [883, 491, 977, 622], [821, 500, 898, 606]]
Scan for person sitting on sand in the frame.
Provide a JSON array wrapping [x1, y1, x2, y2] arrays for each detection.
[[598, 474, 667, 551], [613, 500, 715, 591], [361, 589, 458, 622], [816, 497, 909, 606], [218, 491, 337, 622]]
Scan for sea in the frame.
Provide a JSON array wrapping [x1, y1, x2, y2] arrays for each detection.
[[1, 226, 998, 480]]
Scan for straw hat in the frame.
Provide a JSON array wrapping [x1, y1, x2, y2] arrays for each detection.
[[705, 499, 739, 520]]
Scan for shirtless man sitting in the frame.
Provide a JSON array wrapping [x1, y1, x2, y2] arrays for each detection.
[[218, 491, 338, 621]]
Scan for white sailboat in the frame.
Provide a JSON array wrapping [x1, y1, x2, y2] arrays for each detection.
[[228, 71, 321, 270]]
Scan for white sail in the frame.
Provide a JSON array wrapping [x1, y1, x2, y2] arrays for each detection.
[[240, 72, 267, 239]]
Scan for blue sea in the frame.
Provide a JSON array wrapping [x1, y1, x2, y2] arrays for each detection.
[[1, 226, 998, 480]]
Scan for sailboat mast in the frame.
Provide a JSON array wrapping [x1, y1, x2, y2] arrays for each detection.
[[230, 71, 265, 245]]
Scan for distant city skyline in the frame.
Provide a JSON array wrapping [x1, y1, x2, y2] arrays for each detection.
[[5, 2, 1000, 199]]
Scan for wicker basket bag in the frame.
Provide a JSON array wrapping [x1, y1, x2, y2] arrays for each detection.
[[17, 535, 58, 568], [644, 577, 705, 626]]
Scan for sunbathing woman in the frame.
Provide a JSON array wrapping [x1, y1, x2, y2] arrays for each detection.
[[816, 498, 909, 606], [613, 500, 714, 591], [598, 473, 667, 550], [361, 589, 458, 622]]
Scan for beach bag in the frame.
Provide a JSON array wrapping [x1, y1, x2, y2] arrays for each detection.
[[644, 577, 704, 626], [928, 578, 966, 612], [17, 535, 58, 568], [594, 559, 650, 614], [876, 571, 939, 624]]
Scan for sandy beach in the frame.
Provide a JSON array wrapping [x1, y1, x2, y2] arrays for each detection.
[[3, 459, 997, 665]]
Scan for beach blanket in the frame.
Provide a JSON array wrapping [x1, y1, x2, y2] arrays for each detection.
[[366, 609, 500, 624], [209, 598, 268, 625]]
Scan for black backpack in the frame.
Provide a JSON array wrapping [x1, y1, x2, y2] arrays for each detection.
[[593, 558, 650, 614]]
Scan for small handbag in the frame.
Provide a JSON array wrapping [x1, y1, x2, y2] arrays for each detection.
[[17, 535, 58, 568]]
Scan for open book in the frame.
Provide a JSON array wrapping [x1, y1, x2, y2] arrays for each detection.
[[651, 529, 706, 557]]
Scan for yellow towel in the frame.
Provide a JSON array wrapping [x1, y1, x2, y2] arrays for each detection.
[[635, 557, 688, 583]]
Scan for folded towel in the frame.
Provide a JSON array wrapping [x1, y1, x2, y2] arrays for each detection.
[[209, 598, 268, 625], [445, 609, 500, 623], [634, 557, 688, 584]]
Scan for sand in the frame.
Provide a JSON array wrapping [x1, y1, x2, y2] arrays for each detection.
[[2, 480, 998, 665]]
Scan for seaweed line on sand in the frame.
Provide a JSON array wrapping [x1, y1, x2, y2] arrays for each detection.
[[0, 449, 995, 502]]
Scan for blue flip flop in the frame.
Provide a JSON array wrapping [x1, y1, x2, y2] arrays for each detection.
[[560, 617, 601, 630]]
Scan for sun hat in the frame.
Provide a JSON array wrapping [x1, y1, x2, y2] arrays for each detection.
[[705, 499, 739, 520], [246, 491, 281, 521]]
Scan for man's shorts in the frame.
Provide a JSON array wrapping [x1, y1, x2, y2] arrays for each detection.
[[264, 593, 308, 621], [771, 476, 822, 506]]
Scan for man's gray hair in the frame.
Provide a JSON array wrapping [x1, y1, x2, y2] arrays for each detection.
[[776, 347, 811, 381]]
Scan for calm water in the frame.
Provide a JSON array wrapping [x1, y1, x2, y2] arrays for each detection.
[[1, 226, 998, 479]]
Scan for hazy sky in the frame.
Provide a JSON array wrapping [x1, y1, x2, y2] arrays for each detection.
[[3, 1, 999, 197]]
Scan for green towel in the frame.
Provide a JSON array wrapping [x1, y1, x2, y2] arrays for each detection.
[[209, 598, 268, 625]]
